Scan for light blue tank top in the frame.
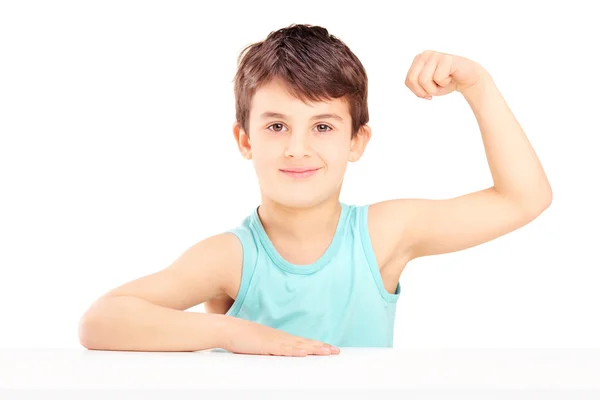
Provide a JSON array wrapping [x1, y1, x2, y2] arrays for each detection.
[[224, 202, 401, 347]]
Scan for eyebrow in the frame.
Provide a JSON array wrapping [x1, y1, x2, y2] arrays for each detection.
[[259, 111, 344, 122]]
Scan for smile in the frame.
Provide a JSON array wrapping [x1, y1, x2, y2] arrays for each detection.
[[279, 167, 322, 179]]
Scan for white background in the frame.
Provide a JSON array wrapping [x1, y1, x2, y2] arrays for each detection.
[[1, 0, 598, 350]]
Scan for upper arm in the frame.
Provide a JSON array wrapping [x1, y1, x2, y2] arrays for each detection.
[[98, 232, 243, 311], [369, 186, 550, 264]]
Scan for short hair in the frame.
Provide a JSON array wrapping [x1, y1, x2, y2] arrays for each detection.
[[233, 24, 369, 138]]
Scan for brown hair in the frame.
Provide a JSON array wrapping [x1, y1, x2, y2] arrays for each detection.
[[233, 24, 369, 138]]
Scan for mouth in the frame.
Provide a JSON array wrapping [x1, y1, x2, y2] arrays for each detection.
[[279, 167, 322, 179]]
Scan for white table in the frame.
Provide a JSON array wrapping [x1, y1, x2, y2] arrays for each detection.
[[1, 348, 599, 399]]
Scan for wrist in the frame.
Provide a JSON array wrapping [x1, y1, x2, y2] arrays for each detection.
[[460, 70, 498, 109], [213, 313, 241, 350], [200, 312, 234, 350]]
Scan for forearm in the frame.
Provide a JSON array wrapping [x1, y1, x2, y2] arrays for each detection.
[[79, 295, 230, 352], [461, 71, 552, 212]]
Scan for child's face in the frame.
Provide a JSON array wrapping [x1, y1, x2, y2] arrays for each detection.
[[234, 78, 370, 208]]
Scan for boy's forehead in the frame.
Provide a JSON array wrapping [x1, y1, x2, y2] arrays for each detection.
[[250, 79, 349, 121]]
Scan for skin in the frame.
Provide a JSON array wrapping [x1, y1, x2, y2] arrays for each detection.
[[80, 50, 551, 357], [233, 50, 552, 292], [232, 76, 371, 266]]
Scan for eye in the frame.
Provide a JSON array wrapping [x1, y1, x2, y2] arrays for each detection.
[[266, 123, 333, 133], [315, 124, 333, 133], [266, 123, 287, 133]]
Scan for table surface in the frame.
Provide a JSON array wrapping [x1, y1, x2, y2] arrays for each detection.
[[1, 348, 599, 397]]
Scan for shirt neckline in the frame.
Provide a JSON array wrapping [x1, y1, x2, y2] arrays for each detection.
[[251, 202, 349, 275]]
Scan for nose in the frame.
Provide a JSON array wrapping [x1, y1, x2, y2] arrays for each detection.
[[284, 131, 311, 159]]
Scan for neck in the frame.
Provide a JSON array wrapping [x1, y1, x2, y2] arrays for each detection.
[[257, 196, 342, 244]]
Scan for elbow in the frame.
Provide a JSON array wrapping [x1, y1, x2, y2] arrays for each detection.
[[79, 311, 117, 351], [522, 189, 552, 220], [77, 297, 117, 350], [78, 313, 100, 350], [539, 179, 553, 210], [542, 191, 552, 211], [534, 184, 553, 214], [511, 179, 553, 218]]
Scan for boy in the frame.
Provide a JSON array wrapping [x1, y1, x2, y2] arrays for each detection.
[[78, 24, 552, 357]]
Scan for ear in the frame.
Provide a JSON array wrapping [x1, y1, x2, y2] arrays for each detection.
[[348, 124, 372, 162], [233, 121, 252, 160]]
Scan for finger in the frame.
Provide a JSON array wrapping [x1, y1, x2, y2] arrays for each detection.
[[405, 54, 429, 98], [433, 54, 453, 87], [419, 56, 440, 95], [311, 344, 333, 355], [321, 342, 340, 354], [323, 344, 340, 355], [310, 342, 340, 355], [294, 340, 330, 356], [288, 339, 326, 356], [432, 54, 455, 95], [295, 339, 336, 356], [277, 344, 307, 357], [291, 347, 308, 357]]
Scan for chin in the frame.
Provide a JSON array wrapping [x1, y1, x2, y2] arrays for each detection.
[[274, 196, 320, 210], [271, 189, 337, 210]]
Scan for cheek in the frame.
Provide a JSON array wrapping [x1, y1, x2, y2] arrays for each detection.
[[321, 142, 351, 167], [250, 141, 280, 171], [321, 156, 348, 181]]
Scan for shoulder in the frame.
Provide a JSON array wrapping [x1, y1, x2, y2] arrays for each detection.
[[179, 232, 241, 314], [220, 217, 262, 299], [192, 232, 245, 283]]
